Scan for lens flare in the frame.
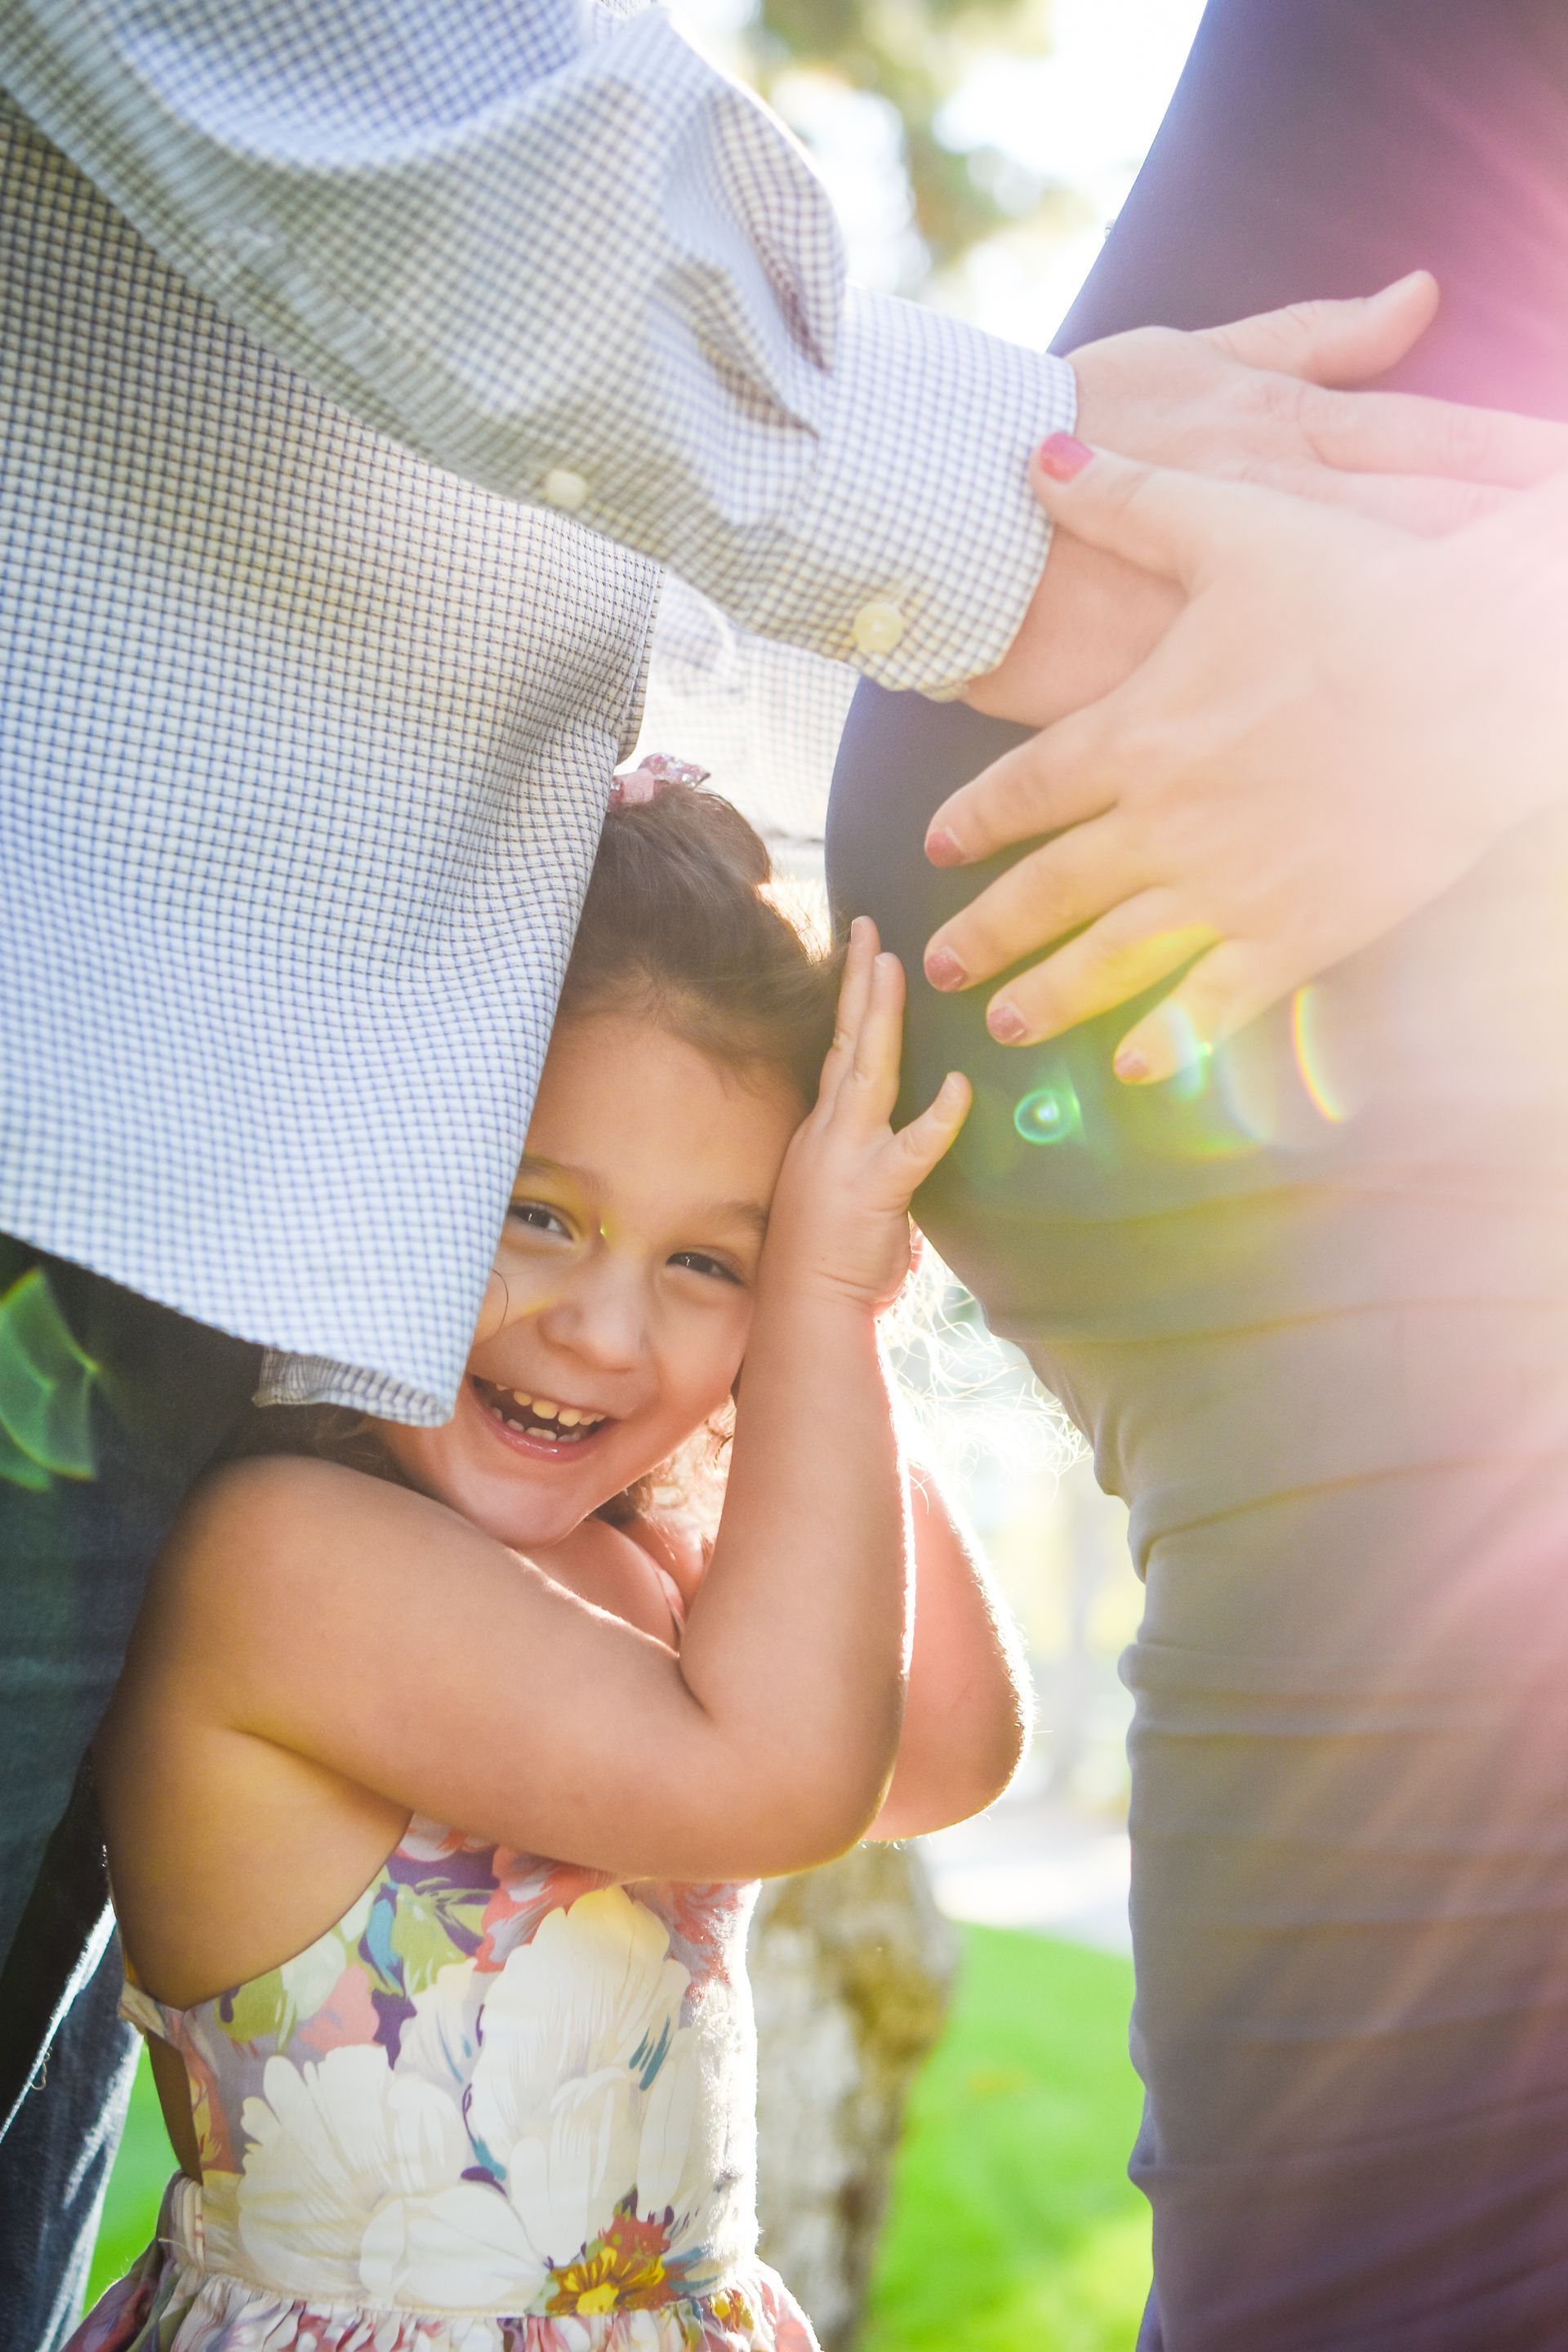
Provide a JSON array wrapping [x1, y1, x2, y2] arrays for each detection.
[[1153, 1005, 1213, 1103], [1013, 1077, 1083, 1147], [486, 1174, 612, 1330], [0, 1267, 99, 1490], [1290, 984, 1348, 1125]]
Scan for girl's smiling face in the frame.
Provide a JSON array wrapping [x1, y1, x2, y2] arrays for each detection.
[[381, 1009, 805, 1548]]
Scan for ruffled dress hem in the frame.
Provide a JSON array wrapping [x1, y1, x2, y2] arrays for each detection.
[[71, 2236, 818, 2352]]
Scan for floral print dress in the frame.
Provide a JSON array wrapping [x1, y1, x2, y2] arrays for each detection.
[[69, 1820, 817, 2352]]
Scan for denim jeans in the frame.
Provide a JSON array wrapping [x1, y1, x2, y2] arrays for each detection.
[[0, 1235, 258, 2347]]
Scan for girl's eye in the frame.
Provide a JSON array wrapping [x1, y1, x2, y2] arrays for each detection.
[[506, 1200, 573, 1241], [669, 1250, 744, 1287]]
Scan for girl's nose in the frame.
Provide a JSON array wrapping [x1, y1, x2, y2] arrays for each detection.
[[535, 1256, 648, 1373]]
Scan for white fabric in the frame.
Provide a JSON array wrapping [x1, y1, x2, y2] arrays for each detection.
[[0, 4, 1076, 1420], [637, 576, 861, 858]]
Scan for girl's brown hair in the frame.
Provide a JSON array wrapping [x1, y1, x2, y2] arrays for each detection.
[[221, 785, 839, 1516], [559, 785, 839, 1105]]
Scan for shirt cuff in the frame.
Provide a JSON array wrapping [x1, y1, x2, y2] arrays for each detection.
[[256, 1347, 456, 1425], [744, 293, 1079, 698]]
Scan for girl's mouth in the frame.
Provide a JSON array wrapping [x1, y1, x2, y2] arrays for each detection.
[[469, 1376, 613, 1459]]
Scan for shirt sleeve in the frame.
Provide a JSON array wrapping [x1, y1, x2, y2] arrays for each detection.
[[0, 0, 1077, 695]]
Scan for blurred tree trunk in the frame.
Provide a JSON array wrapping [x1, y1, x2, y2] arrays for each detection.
[[750, 1842, 960, 2350]]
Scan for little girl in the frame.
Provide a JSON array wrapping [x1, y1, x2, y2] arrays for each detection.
[[71, 773, 1026, 2352]]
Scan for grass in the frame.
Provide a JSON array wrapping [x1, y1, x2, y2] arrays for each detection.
[[861, 1927, 1149, 2352], [87, 1925, 1150, 2347], [83, 2045, 173, 2307]]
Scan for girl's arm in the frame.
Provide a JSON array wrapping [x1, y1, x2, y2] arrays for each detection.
[[866, 1463, 1030, 1842], [125, 929, 970, 1894], [625, 1459, 1029, 1842]]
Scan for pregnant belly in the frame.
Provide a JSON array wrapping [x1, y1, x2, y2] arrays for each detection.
[[827, 688, 1568, 1538]]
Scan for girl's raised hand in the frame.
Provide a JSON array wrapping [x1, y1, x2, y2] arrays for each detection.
[[766, 918, 970, 1313]]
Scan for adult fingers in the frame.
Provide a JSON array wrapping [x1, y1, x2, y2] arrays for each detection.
[[1202, 271, 1437, 388], [1027, 437, 1281, 590], [924, 813, 1138, 997], [1111, 939, 1300, 1085], [1519, 468, 1568, 532], [981, 895, 1217, 1049], [924, 700, 1121, 871], [817, 916, 878, 1109], [1290, 466, 1512, 536], [1466, 466, 1568, 559], [892, 1072, 973, 1190], [1296, 382, 1568, 489]]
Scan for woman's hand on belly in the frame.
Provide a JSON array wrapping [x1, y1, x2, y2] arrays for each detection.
[[924, 448, 1568, 1085]]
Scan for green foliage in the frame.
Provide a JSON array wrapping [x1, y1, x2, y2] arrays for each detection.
[[737, 0, 1062, 282]]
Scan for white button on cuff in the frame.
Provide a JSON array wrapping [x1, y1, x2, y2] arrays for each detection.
[[540, 467, 590, 512], [852, 599, 906, 657]]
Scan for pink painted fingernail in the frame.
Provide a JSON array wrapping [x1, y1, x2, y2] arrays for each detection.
[[924, 945, 967, 991], [1114, 1045, 1151, 1085], [1036, 433, 1094, 482], [987, 1000, 1027, 1044], [924, 826, 964, 868]]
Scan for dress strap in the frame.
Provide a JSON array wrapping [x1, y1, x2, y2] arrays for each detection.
[[118, 1975, 168, 2039]]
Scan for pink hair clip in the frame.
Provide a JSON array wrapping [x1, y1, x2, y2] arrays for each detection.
[[608, 752, 710, 808]]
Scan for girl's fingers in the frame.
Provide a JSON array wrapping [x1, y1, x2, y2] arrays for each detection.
[[840, 951, 906, 1132], [891, 1071, 972, 1188], [817, 917, 878, 1109]]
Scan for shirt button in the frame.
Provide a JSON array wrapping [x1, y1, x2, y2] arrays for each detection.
[[540, 466, 590, 512], [852, 599, 906, 657]]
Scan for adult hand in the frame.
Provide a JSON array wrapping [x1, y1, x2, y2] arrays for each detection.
[[969, 273, 1568, 728], [925, 443, 1568, 1083]]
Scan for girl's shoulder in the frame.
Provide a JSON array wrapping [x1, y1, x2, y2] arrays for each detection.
[[172, 1455, 692, 1650], [130, 1451, 479, 1691], [169, 1448, 455, 1578]]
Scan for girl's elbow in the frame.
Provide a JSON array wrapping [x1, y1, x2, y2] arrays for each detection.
[[975, 1704, 1029, 1815], [879, 1690, 1031, 1841], [783, 1766, 895, 1870], [934, 1729, 1025, 1834], [706, 1742, 897, 1878]]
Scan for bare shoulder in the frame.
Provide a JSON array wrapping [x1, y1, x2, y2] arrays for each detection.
[[179, 1450, 436, 1544], [148, 1454, 468, 1643]]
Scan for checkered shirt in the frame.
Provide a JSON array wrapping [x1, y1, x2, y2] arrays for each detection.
[[0, 2, 1075, 1421]]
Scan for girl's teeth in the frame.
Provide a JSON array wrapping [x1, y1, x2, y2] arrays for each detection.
[[477, 1381, 604, 1440]]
